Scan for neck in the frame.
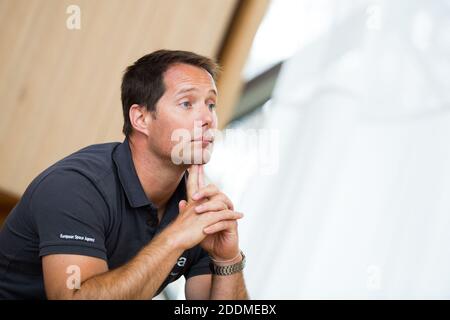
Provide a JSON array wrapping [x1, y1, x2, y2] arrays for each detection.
[[128, 136, 186, 209]]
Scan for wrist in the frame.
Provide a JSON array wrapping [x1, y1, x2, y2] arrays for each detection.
[[209, 250, 246, 276], [209, 250, 242, 267], [158, 227, 186, 252]]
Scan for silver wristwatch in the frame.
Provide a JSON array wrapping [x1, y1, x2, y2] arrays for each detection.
[[209, 251, 246, 276]]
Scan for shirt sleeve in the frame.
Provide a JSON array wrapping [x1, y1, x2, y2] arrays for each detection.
[[184, 247, 212, 279], [30, 170, 109, 261]]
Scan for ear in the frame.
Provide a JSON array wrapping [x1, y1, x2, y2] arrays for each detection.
[[129, 104, 151, 137]]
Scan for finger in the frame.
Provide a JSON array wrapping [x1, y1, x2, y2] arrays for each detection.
[[192, 184, 219, 201], [204, 210, 244, 226], [193, 185, 234, 210], [211, 194, 234, 211], [178, 200, 188, 212], [186, 165, 199, 200], [195, 200, 228, 213], [204, 220, 238, 234], [198, 165, 206, 189]]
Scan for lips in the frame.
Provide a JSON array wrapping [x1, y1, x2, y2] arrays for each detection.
[[191, 137, 214, 148], [191, 137, 214, 143]]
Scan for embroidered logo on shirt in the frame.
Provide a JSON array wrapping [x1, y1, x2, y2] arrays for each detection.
[[59, 233, 96, 243]]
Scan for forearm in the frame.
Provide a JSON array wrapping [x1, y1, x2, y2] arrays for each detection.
[[210, 272, 248, 300], [72, 232, 184, 299]]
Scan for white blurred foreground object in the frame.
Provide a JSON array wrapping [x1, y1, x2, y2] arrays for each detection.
[[206, 0, 450, 299]]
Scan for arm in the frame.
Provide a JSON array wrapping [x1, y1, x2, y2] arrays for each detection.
[[184, 165, 249, 300], [209, 254, 249, 300], [41, 166, 244, 299], [185, 274, 211, 300], [43, 231, 183, 299], [43, 201, 243, 299], [185, 260, 248, 300]]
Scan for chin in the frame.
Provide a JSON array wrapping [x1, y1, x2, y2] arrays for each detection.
[[201, 152, 212, 164], [188, 148, 213, 165]]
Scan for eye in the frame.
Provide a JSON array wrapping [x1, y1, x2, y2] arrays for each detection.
[[208, 103, 216, 110], [180, 101, 192, 109]]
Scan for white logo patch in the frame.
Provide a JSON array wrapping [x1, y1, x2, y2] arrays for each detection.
[[59, 233, 95, 243]]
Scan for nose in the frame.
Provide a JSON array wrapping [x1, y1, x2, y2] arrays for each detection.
[[198, 103, 214, 129]]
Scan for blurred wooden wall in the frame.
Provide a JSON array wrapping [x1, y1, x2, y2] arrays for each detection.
[[0, 0, 269, 223]]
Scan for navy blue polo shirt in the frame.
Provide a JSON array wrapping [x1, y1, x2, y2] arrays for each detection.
[[0, 139, 211, 299]]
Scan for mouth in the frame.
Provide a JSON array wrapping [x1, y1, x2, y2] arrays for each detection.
[[191, 137, 214, 147]]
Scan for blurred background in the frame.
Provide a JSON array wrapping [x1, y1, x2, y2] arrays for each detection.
[[1, 0, 450, 299]]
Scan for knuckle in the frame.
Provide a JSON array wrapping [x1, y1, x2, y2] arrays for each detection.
[[220, 210, 231, 219], [219, 194, 229, 202], [214, 200, 225, 209], [228, 210, 238, 218], [211, 211, 223, 221]]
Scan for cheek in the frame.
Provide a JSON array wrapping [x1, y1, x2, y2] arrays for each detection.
[[162, 122, 192, 153], [147, 118, 172, 148]]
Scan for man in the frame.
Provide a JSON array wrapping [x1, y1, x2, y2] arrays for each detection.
[[0, 50, 248, 299]]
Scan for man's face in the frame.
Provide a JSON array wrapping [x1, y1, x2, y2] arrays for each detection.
[[146, 63, 218, 165]]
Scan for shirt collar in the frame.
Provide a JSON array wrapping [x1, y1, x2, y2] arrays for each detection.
[[112, 138, 187, 209], [112, 139, 152, 208]]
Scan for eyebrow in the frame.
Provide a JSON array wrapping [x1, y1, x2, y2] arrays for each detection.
[[175, 87, 217, 97]]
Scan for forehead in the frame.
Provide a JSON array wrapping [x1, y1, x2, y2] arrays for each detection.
[[163, 63, 217, 93]]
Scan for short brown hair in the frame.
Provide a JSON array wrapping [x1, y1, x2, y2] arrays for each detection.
[[121, 50, 220, 136]]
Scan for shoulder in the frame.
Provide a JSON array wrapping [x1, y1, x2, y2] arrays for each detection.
[[55, 142, 120, 182], [20, 142, 122, 214], [28, 142, 120, 195]]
